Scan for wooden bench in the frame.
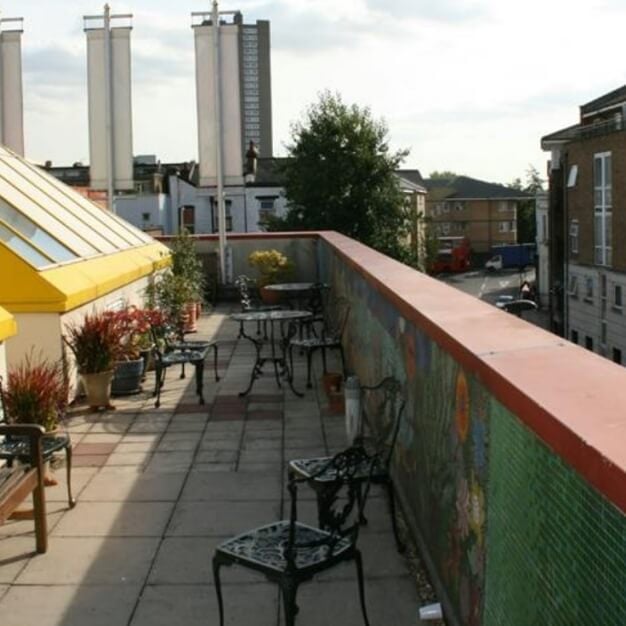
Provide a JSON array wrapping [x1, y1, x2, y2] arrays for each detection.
[[0, 424, 48, 553]]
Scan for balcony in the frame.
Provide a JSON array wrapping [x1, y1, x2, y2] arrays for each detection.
[[1, 231, 625, 625]]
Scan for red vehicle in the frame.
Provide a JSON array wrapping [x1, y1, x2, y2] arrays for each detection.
[[431, 236, 471, 273]]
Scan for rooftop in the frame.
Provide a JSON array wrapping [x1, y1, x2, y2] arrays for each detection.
[[423, 175, 532, 200]]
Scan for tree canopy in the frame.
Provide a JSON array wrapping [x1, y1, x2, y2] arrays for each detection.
[[511, 165, 545, 243], [266, 91, 411, 262]]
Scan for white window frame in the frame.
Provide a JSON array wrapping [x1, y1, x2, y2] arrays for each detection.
[[594, 152, 612, 266], [567, 164, 578, 188], [614, 284, 623, 310], [570, 219, 579, 254], [499, 221, 509, 233], [585, 276, 594, 301], [568, 274, 578, 297], [498, 201, 509, 212]]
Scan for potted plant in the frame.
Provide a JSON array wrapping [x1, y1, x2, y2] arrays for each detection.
[[170, 229, 205, 332], [3, 352, 68, 433], [2, 351, 70, 489], [150, 272, 198, 340], [110, 307, 158, 396], [64, 311, 122, 410], [248, 249, 293, 303]]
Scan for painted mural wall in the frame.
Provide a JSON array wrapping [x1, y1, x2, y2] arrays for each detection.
[[320, 239, 626, 626]]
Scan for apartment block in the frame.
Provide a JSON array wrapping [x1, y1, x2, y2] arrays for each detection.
[[542, 85, 626, 362]]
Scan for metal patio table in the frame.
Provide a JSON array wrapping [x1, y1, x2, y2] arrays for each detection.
[[231, 309, 312, 397]]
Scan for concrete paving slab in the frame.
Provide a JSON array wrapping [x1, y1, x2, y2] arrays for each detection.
[[80, 468, 186, 502], [166, 501, 279, 537], [294, 577, 419, 626], [16, 537, 159, 584], [130, 583, 278, 626], [145, 451, 194, 473], [0, 536, 35, 583], [149, 536, 265, 585], [52, 502, 174, 537], [195, 449, 238, 464], [0, 583, 141, 626], [181, 471, 281, 502]]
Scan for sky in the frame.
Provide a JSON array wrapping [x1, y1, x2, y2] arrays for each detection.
[[6, 0, 626, 186]]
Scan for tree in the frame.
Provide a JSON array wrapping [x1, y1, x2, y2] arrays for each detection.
[[513, 165, 545, 243], [266, 91, 411, 262], [428, 170, 458, 181]]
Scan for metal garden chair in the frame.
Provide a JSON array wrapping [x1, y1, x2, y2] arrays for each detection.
[[287, 295, 350, 388], [213, 446, 377, 626], [0, 378, 75, 509], [288, 376, 406, 552], [234, 275, 282, 338]]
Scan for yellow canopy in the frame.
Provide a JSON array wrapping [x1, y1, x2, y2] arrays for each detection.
[[0, 306, 17, 341], [0, 146, 171, 313]]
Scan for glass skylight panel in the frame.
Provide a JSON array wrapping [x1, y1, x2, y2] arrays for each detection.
[[0, 173, 98, 258], [0, 223, 52, 268], [0, 199, 77, 263]]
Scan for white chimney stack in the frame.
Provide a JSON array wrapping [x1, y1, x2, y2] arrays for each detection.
[[0, 17, 25, 156]]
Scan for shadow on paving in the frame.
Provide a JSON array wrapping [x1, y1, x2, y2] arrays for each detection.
[[0, 306, 419, 626]]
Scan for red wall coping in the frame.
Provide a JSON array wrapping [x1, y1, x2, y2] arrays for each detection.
[[319, 231, 626, 514], [156, 232, 322, 242]]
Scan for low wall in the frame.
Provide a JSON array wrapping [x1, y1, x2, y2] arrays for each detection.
[[317, 232, 626, 626], [156, 233, 320, 286]]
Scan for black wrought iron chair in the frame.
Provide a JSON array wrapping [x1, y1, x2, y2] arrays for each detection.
[[150, 323, 219, 383], [213, 447, 376, 626], [0, 378, 75, 509], [287, 296, 350, 388], [234, 275, 282, 338], [289, 376, 405, 552]]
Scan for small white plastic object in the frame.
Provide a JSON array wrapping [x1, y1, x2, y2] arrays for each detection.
[[344, 375, 361, 444], [418, 602, 443, 621]]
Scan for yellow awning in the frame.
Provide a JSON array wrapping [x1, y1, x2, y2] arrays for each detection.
[[0, 306, 17, 340], [0, 241, 171, 313]]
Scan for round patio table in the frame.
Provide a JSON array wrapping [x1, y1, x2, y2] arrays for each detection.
[[231, 309, 313, 397]]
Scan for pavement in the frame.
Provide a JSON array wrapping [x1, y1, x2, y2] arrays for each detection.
[[0, 308, 421, 626]]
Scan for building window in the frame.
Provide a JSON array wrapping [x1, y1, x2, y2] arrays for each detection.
[[499, 221, 509, 232], [567, 164, 578, 188], [585, 335, 593, 350], [454, 202, 464, 212], [571, 329, 579, 344], [442, 203, 450, 213], [585, 276, 594, 301], [568, 275, 578, 297], [594, 152, 612, 266], [509, 221, 516, 232], [613, 347, 622, 364], [614, 284, 623, 309], [601, 320, 608, 345], [141, 212, 150, 222], [442, 222, 450, 235], [570, 220, 579, 254], [498, 201, 509, 212]]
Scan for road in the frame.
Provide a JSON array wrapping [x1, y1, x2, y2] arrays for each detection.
[[439, 267, 535, 304], [437, 266, 550, 329]]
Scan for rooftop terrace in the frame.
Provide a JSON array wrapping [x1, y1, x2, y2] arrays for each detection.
[[0, 309, 420, 626], [1, 230, 625, 626]]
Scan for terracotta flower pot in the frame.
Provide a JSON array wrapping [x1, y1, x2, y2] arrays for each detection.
[[184, 302, 198, 333], [322, 372, 343, 397], [259, 286, 282, 305], [80, 370, 114, 411], [328, 391, 345, 415]]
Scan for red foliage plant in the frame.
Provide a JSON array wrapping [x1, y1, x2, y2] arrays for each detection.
[[2, 352, 68, 431], [112, 307, 164, 360]]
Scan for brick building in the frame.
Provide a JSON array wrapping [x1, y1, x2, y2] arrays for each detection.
[[542, 85, 626, 362], [422, 175, 531, 254]]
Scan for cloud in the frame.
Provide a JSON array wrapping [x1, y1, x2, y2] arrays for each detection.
[[23, 46, 84, 86], [364, 0, 487, 22], [245, 2, 411, 53]]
